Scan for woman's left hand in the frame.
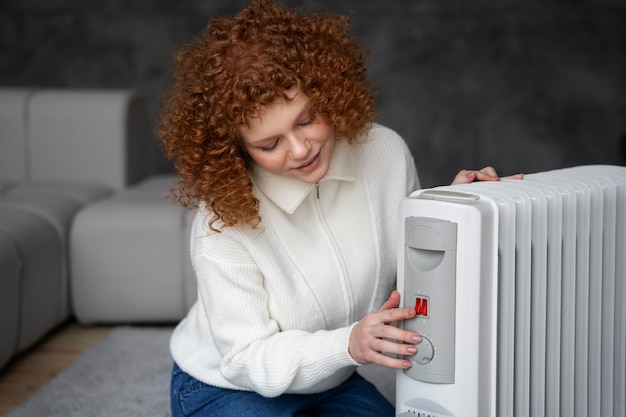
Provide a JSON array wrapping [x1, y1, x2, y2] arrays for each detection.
[[451, 166, 524, 185]]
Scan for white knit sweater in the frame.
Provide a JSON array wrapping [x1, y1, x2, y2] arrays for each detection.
[[170, 124, 420, 397]]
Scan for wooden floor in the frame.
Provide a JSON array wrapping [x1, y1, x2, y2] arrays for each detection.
[[0, 322, 111, 416]]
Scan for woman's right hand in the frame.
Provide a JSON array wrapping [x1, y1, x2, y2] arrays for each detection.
[[348, 290, 422, 369]]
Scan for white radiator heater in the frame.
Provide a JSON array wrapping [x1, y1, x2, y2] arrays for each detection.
[[395, 164, 625, 417]]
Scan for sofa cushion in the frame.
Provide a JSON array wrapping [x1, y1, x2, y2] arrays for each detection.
[[28, 89, 157, 190], [71, 176, 196, 323]]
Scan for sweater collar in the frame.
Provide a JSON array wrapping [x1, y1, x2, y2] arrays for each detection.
[[251, 139, 356, 214]]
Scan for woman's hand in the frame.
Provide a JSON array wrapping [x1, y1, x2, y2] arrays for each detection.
[[348, 291, 422, 369], [451, 166, 524, 185]]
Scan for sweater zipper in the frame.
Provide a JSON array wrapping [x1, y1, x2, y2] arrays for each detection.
[[312, 182, 355, 323]]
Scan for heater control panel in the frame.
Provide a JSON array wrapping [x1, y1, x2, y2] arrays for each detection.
[[403, 216, 457, 384]]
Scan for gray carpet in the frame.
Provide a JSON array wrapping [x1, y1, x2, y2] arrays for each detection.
[[6, 326, 396, 416], [7, 326, 174, 417]]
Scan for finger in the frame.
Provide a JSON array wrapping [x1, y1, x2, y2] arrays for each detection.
[[477, 166, 498, 177], [451, 170, 472, 185], [373, 337, 420, 358], [357, 337, 416, 369], [378, 290, 401, 311], [472, 171, 499, 182], [373, 335, 421, 356], [367, 351, 414, 370], [371, 304, 417, 325], [377, 324, 422, 346], [472, 166, 499, 182]]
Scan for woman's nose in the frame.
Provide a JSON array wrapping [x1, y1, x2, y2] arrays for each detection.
[[287, 134, 310, 159]]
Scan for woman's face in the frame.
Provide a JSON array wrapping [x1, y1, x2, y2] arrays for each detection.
[[239, 88, 336, 184]]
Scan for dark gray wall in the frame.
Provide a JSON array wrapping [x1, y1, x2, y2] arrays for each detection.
[[1, 0, 624, 187]]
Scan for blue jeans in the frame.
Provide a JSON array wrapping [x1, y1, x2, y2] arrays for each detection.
[[170, 362, 394, 417]]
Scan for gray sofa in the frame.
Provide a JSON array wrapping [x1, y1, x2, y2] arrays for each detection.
[[0, 87, 395, 404], [0, 88, 195, 370]]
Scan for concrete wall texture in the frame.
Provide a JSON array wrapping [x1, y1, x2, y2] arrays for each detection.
[[1, 0, 624, 187]]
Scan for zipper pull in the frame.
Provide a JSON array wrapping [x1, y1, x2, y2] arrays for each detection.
[[315, 182, 320, 199]]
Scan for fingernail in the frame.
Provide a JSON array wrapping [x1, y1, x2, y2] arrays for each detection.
[[406, 346, 417, 354], [411, 335, 421, 343], [403, 361, 412, 369]]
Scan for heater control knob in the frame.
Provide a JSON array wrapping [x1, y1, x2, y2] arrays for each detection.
[[414, 336, 435, 365]]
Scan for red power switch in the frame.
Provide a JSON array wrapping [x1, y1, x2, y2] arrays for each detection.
[[414, 296, 429, 318]]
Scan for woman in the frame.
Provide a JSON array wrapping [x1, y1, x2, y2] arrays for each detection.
[[156, 1, 519, 416]]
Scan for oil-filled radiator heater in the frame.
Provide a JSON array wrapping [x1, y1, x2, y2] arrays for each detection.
[[395, 165, 625, 417]]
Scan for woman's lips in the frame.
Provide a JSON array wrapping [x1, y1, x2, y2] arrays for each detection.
[[294, 152, 320, 173]]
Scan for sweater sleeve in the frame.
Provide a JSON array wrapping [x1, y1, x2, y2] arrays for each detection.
[[191, 220, 359, 397], [366, 124, 420, 196], [404, 141, 420, 195]]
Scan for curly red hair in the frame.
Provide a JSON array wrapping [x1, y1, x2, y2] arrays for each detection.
[[156, 0, 376, 230]]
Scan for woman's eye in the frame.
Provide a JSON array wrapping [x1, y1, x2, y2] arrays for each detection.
[[261, 138, 280, 152], [297, 117, 313, 127]]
